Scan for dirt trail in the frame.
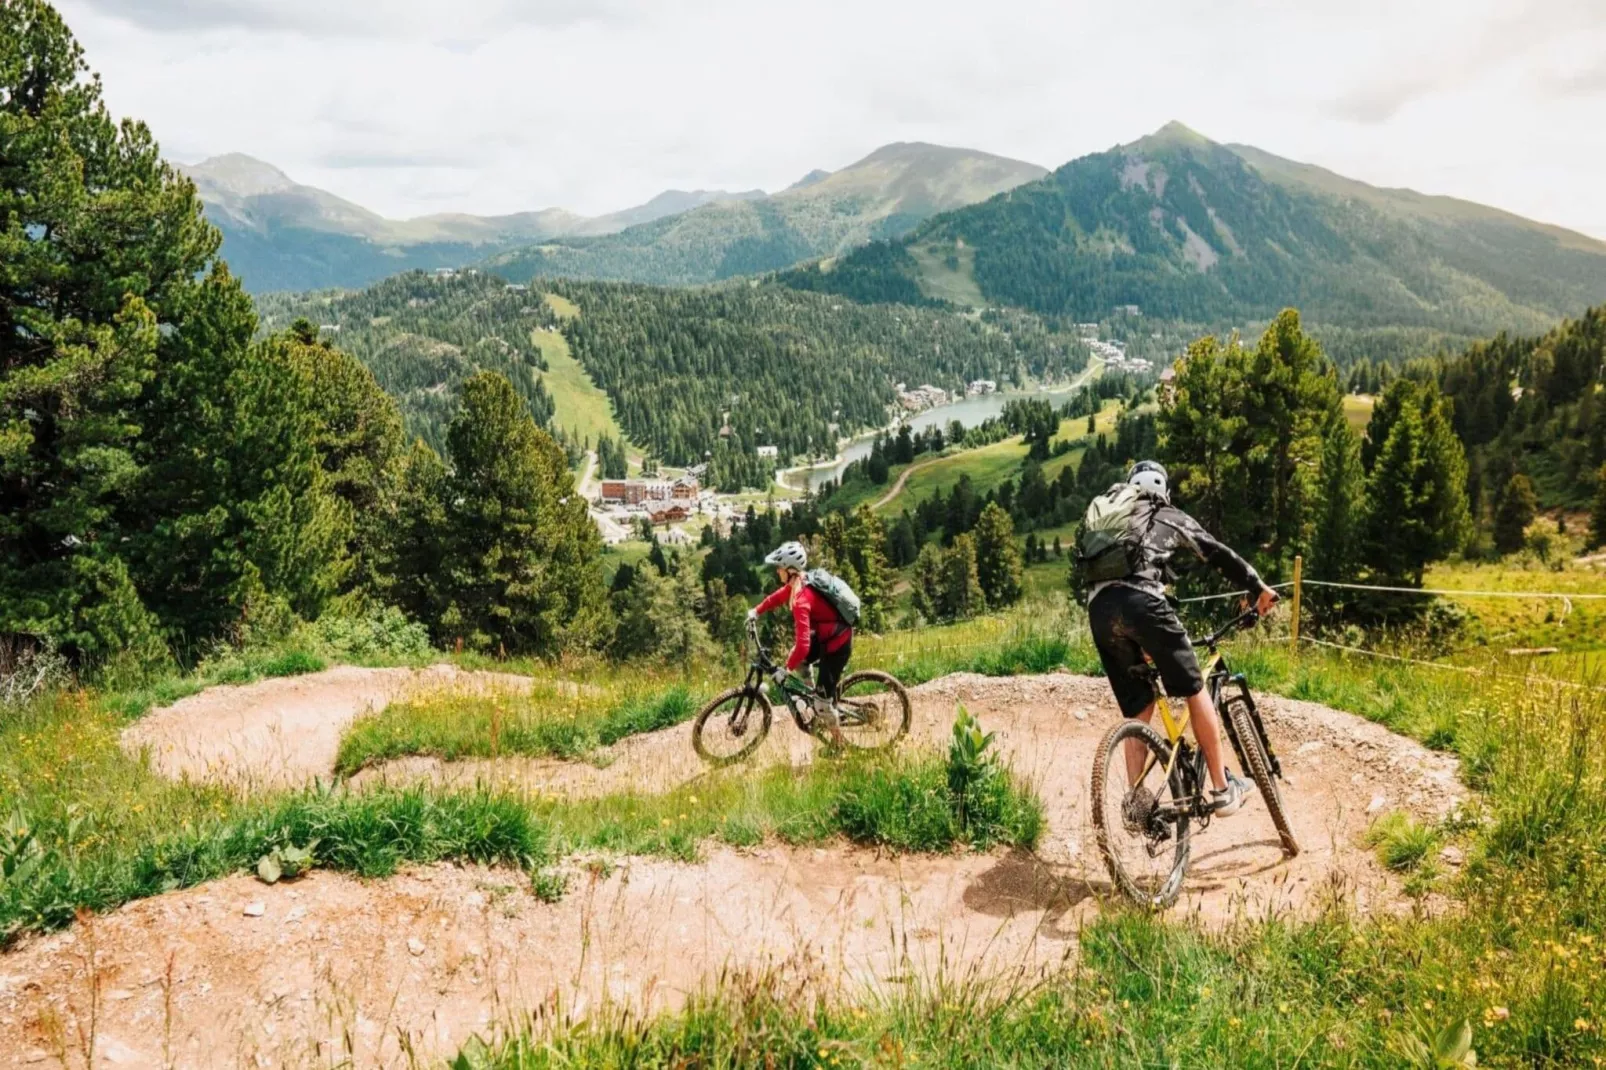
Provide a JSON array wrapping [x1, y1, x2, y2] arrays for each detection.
[[121, 665, 540, 790], [8, 671, 1463, 1068], [871, 456, 937, 510]]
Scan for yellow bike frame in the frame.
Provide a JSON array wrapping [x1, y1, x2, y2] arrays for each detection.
[[1144, 651, 1225, 785]]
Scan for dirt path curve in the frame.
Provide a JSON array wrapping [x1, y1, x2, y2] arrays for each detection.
[[871, 456, 938, 510], [121, 665, 540, 791], [7, 671, 1463, 1067]]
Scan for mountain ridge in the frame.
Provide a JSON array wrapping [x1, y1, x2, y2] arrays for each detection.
[[483, 141, 1047, 287], [181, 154, 772, 291], [778, 123, 1606, 341]]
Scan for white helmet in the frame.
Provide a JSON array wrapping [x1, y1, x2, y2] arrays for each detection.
[[1128, 460, 1169, 500], [764, 541, 808, 572]]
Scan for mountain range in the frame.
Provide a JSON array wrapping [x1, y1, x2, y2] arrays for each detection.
[[779, 123, 1606, 342], [483, 143, 1048, 287], [183, 144, 1043, 293]]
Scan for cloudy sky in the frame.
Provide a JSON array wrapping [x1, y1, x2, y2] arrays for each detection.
[[55, 0, 1606, 237]]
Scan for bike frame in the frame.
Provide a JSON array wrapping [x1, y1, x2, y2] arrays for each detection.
[[1139, 608, 1284, 817], [742, 619, 831, 731]]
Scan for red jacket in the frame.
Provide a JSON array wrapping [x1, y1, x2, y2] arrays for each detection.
[[755, 582, 852, 671]]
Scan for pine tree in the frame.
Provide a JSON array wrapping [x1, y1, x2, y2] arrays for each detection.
[[911, 543, 945, 624], [1308, 407, 1365, 581], [888, 513, 919, 567], [1493, 474, 1538, 554], [972, 503, 1024, 609], [379, 441, 451, 626], [437, 372, 609, 655], [844, 505, 891, 631], [1360, 379, 1471, 584], [0, 3, 244, 660], [1159, 311, 1340, 571], [941, 534, 987, 620], [893, 424, 915, 464], [646, 554, 717, 663], [281, 320, 405, 592]]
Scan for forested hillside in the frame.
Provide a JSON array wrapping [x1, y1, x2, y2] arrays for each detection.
[[550, 281, 1087, 470], [258, 274, 560, 457], [485, 143, 1046, 287], [781, 123, 1606, 344], [1427, 305, 1605, 522], [268, 273, 1093, 482]]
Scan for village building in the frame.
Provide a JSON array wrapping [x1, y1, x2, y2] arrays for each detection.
[[648, 502, 690, 525]]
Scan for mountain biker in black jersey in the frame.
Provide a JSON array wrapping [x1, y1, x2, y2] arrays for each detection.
[[1085, 460, 1279, 817]]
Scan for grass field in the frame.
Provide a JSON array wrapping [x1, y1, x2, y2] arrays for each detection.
[[530, 328, 627, 450], [880, 408, 1121, 515], [1345, 392, 1376, 431], [908, 239, 985, 307], [529, 293, 627, 450]]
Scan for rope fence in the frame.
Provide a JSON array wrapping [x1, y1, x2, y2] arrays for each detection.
[[857, 555, 1603, 690], [1302, 579, 1606, 600], [1298, 634, 1606, 696]]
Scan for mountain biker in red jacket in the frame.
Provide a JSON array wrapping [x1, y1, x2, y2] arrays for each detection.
[[748, 540, 851, 747]]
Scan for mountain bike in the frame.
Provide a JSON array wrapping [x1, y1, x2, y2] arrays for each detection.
[[691, 619, 911, 764], [1090, 607, 1298, 908]]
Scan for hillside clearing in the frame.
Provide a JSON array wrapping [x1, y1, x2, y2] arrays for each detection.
[[909, 240, 985, 307], [530, 326, 626, 449]]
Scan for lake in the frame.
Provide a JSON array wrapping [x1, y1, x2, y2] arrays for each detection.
[[787, 383, 1091, 491]]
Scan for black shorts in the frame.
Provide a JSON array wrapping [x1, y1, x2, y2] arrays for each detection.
[[1088, 585, 1204, 718], [806, 636, 852, 699]]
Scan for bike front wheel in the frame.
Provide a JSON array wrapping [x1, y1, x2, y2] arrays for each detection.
[[1223, 695, 1299, 857], [691, 686, 773, 765], [834, 670, 911, 752], [1091, 718, 1193, 909]]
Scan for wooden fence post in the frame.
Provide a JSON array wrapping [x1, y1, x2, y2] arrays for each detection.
[[1290, 555, 1303, 655]]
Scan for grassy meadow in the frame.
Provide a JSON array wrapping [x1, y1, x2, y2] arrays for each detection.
[[530, 294, 629, 450]]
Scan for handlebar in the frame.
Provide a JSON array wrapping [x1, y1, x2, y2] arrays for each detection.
[[1198, 607, 1260, 650], [746, 617, 776, 672]]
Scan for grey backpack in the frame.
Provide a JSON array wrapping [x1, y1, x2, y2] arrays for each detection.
[[1075, 483, 1161, 584], [804, 568, 861, 627]]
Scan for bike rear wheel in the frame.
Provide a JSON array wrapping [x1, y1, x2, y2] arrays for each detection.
[[1091, 719, 1193, 909], [1223, 695, 1299, 857], [834, 670, 911, 752], [691, 686, 773, 765]]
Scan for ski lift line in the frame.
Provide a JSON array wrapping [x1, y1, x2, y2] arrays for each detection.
[[1300, 580, 1606, 600], [1297, 635, 1606, 695]]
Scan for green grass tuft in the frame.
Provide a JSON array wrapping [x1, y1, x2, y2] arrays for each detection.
[[333, 681, 709, 777], [1365, 810, 1438, 872]]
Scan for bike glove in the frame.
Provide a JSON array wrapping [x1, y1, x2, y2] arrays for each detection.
[[771, 667, 789, 687]]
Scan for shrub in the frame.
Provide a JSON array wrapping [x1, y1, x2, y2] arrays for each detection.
[[308, 605, 433, 661]]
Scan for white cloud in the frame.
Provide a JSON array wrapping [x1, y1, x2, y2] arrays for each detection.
[[54, 0, 1606, 238]]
